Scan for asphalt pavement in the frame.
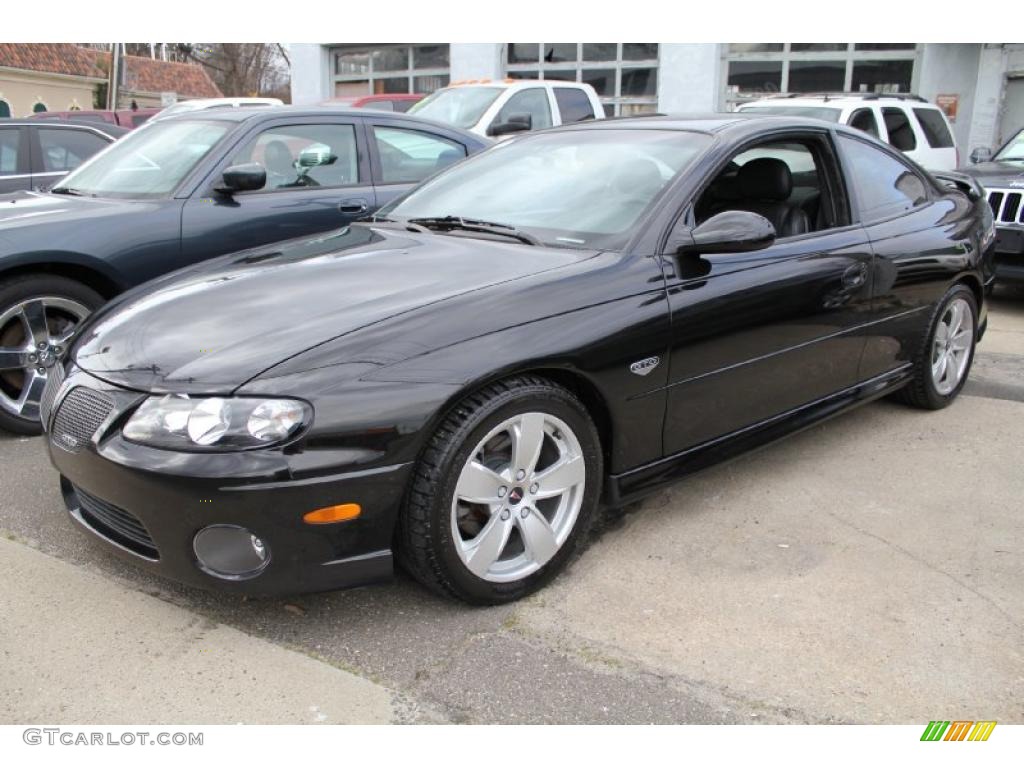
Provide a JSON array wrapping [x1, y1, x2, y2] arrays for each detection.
[[1, 289, 1022, 724]]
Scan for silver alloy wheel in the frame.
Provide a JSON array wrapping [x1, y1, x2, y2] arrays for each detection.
[[931, 297, 974, 396], [450, 411, 586, 583], [0, 296, 90, 421]]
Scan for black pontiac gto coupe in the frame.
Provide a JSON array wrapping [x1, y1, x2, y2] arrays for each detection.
[[44, 115, 994, 604]]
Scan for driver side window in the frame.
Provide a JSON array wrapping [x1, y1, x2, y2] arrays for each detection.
[[493, 89, 552, 131], [230, 123, 359, 191]]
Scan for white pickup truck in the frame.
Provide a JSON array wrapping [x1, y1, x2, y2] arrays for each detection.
[[408, 80, 604, 138]]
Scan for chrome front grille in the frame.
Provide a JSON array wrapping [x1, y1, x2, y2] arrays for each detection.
[[50, 386, 115, 453], [987, 188, 1024, 225], [38, 364, 65, 431], [73, 484, 159, 560]]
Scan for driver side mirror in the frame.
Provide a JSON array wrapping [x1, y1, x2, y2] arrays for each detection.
[[667, 210, 777, 256], [487, 112, 532, 137], [215, 163, 266, 194], [969, 147, 993, 165]]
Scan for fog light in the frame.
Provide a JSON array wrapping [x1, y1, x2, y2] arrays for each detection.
[[193, 525, 270, 579]]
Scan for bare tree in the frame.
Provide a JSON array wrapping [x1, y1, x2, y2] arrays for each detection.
[[179, 44, 291, 101]]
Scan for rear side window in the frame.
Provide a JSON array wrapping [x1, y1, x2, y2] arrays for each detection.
[[913, 108, 954, 148], [38, 128, 108, 172], [839, 135, 928, 221], [0, 128, 21, 174], [554, 88, 595, 123], [373, 126, 466, 183], [882, 107, 917, 152]]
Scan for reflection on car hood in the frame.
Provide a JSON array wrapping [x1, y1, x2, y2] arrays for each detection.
[[72, 225, 595, 393], [958, 160, 1024, 188]]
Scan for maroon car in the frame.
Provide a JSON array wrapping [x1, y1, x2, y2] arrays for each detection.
[[321, 94, 423, 113], [29, 108, 160, 130]]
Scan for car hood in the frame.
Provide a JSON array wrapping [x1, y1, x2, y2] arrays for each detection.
[[958, 160, 1024, 188], [0, 190, 154, 239], [72, 225, 596, 393]]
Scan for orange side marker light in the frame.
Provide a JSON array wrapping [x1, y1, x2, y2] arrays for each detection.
[[303, 503, 362, 524]]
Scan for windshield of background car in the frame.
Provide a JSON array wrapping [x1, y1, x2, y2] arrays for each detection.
[[407, 87, 504, 129], [739, 105, 842, 122], [995, 129, 1024, 161], [52, 119, 229, 198], [384, 128, 712, 249]]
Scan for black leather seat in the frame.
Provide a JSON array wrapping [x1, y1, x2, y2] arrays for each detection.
[[718, 157, 810, 238]]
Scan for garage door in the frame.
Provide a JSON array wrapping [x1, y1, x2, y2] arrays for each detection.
[[1000, 76, 1024, 145]]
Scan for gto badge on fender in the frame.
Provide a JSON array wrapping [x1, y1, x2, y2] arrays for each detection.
[[630, 356, 660, 376]]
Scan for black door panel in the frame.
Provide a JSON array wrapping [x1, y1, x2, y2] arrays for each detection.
[[662, 227, 874, 455]]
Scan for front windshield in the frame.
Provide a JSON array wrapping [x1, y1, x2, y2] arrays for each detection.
[[739, 105, 842, 122], [407, 87, 503, 129], [383, 128, 712, 249], [53, 119, 229, 199], [996, 129, 1024, 161]]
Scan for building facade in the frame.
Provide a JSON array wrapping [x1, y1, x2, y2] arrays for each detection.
[[291, 43, 1024, 157]]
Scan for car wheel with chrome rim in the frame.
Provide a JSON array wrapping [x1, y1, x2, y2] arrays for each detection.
[[0, 275, 101, 434], [399, 375, 602, 604], [897, 283, 978, 410]]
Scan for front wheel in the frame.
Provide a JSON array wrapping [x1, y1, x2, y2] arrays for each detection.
[[0, 275, 103, 434], [398, 376, 602, 605], [897, 283, 977, 410]]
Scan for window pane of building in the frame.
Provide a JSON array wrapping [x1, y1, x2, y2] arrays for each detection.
[[414, 74, 449, 93], [582, 68, 615, 97], [507, 70, 540, 80], [373, 48, 408, 72], [335, 51, 370, 76], [854, 43, 915, 51], [727, 60, 783, 95], [508, 44, 540, 64], [791, 44, 847, 52], [413, 45, 449, 68], [583, 44, 617, 61], [788, 60, 846, 92], [622, 43, 658, 61], [376, 77, 409, 93], [729, 44, 784, 53], [620, 102, 659, 116], [543, 70, 577, 81], [621, 67, 657, 97], [851, 59, 913, 93], [543, 44, 578, 63]]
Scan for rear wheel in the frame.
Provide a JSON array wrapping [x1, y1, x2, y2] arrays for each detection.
[[0, 275, 102, 434], [897, 283, 977, 410], [398, 376, 602, 605]]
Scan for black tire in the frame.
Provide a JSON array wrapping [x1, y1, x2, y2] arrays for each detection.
[[397, 375, 602, 605], [0, 274, 104, 435], [896, 283, 978, 410]]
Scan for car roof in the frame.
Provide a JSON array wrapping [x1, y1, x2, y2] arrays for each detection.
[[0, 117, 129, 135], [154, 105, 489, 143], [740, 94, 939, 109], [444, 79, 592, 90], [549, 112, 842, 135]]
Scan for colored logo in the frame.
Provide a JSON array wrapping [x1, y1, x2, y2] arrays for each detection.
[[920, 721, 996, 741]]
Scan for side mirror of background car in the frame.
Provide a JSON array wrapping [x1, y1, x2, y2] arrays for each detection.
[[969, 147, 993, 165], [487, 113, 533, 137], [297, 145, 338, 168], [667, 210, 777, 257], [216, 163, 267, 194]]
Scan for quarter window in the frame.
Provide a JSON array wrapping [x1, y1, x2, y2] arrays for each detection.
[[554, 88, 595, 123], [913, 108, 954, 149], [38, 128, 107, 172], [848, 108, 880, 139], [372, 126, 465, 184], [231, 124, 360, 191], [0, 128, 20, 174], [494, 88, 552, 131], [839, 135, 928, 221]]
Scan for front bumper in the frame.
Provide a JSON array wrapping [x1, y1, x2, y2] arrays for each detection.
[[44, 366, 411, 596], [994, 226, 1024, 283]]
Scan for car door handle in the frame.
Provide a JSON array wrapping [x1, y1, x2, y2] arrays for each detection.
[[339, 198, 368, 214], [842, 262, 868, 288]]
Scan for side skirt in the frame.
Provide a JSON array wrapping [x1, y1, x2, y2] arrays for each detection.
[[604, 365, 913, 507]]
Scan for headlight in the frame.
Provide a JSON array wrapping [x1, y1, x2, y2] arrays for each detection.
[[123, 395, 310, 451]]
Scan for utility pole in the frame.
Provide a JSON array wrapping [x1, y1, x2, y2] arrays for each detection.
[[107, 43, 124, 110]]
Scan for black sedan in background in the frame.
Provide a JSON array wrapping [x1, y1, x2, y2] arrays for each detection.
[[0, 107, 488, 433], [0, 118, 126, 193], [44, 115, 993, 604]]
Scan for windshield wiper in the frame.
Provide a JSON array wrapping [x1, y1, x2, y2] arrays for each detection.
[[406, 216, 541, 246], [50, 187, 84, 196]]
